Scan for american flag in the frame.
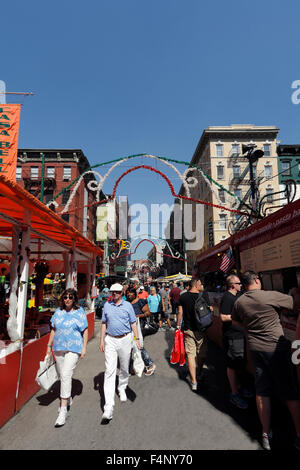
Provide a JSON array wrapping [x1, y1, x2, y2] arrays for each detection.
[[220, 247, 235, 272]]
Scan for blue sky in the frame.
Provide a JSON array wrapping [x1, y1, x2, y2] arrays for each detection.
[[2, 0, 300, 259]]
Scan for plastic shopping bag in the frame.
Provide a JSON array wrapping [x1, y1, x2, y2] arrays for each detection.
[[132, 341, 145, 377], [170, 329, 185, 366], [35, 355, 58, 391]]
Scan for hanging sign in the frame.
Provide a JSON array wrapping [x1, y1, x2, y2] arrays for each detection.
[[0, 104, 21, 182]]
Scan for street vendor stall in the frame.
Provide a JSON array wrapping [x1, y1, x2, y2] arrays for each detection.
[[0, 175, 103, 428], [162, 272, 192, 283]]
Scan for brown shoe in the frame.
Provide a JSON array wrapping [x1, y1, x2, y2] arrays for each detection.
[[144, 364, 156, 376]]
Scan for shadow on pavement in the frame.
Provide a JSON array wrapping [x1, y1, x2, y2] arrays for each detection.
[[163, 330, 297, 451], [36, 378, 83, 406], [93, 371, 137, 412]]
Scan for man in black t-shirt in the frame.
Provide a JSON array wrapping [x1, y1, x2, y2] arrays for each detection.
[[177, 278, 212, 391], [220, 274, 252, 409]]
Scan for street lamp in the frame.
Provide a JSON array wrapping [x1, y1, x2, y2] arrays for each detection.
[[241, 144, 264, 214]]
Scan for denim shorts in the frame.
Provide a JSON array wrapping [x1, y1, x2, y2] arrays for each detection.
[[250, 346, 300, 400]]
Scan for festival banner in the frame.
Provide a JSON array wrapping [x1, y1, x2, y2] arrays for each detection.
[[0, 104, 21, 182]]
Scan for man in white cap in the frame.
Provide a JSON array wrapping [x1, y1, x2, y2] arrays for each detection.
[[137, 285, 149, 300], [99, 283, 141, 424]]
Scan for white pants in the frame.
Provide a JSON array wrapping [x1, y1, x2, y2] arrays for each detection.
[[104, 333, 133, 413], [54, 351, 79, 399]]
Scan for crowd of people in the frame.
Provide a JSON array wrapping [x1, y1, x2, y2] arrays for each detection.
[[45, 273, 300, 450]]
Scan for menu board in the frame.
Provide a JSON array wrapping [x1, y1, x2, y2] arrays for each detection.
[[240, 230, 300, 272]]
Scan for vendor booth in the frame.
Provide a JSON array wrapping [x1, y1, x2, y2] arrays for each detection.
[[0, 175, 103, 428]]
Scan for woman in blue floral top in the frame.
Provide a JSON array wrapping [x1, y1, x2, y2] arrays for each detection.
[[47, 288, 88, 427]]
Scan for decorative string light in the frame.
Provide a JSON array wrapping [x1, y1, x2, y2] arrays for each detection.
[[47, 153, 258, 218]]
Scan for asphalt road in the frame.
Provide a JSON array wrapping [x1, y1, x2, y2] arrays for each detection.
[[0, 320, 296, 451]]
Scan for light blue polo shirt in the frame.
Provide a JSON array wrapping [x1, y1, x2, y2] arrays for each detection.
[[102, 299, 136, 336], [51, 307, 88, 354]]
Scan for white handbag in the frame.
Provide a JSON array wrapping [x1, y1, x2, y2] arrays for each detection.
[[132, 340, 145, 377], [35, 355, 58, 391]]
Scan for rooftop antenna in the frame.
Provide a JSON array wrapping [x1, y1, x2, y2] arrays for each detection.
[[0, 80, 34, 104]]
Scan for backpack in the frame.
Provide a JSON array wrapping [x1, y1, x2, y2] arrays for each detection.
[[194, 292, 213, 332]]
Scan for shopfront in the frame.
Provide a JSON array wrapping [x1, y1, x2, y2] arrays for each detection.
[[0, 175, 103, 428]]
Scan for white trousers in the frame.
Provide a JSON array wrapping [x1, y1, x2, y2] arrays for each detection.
[[54, 351, 79, 399], [104, 333, 133, 412]]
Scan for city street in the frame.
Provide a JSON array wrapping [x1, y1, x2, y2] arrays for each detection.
[[0, 321, 268, 451]]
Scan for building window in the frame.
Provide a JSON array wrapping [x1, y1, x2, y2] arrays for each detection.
[[232, 144, 239, 156], [218, 189, 225, 203], [281, 160, 291, 176], [30, 166, 39, 179], [46, 167, 55, 178], [234, 188, 242, 199], [16, 166, 22, 180], [217, 164, 224, 179], [263, 144, 271, 156], [233, 165, 240, 178], [216, 144, 224, 157], [219, 214, 227, 230], [264, 165, 272, 179], [63, 166, 72, 181], [62, 189, 70, 205], [266, 188, 274, 203]]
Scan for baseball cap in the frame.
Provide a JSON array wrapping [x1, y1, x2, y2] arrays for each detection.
[[110, 283, 123, 292]]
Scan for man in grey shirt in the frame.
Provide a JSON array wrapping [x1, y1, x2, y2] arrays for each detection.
[[232, 270, 300, 450]]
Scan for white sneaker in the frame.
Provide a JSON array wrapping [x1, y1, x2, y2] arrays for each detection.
[[55, 406, 67, 427], [101, 408, 113, 424], [119, 389, 127, 402], [262, 432, 272, 450], [191, 382, 198, 392]]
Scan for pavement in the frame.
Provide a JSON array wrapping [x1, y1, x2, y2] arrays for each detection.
[[0, 320, 297, 451]]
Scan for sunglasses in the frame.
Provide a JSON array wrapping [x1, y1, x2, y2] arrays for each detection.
[[111, 291, 122, 294], [63, 295, 74, 300], [234, 282, 242, 285]]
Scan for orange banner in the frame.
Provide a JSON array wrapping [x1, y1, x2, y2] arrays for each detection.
[[0, 104, 21, 182]]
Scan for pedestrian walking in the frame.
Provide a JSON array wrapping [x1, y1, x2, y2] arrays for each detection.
[[126, 287, 156, 376], [47, 288, 88, 428], [160, 284, 175, 331], [147, 286, 161, 326], [232, 271, 300, 450], [169, 282, 182, 322], [220, 274, 253, 409], [177, 278, 211, 391], [99, 283, 141, 424], [137, 285, 149, 300]]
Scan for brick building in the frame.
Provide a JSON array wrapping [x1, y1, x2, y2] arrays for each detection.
[[16, 148, 105, 242]]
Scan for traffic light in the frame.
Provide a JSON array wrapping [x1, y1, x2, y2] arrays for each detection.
[[121, 240, 127, 250]]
